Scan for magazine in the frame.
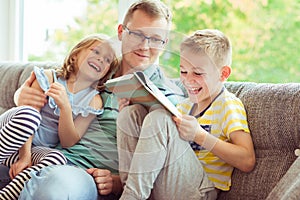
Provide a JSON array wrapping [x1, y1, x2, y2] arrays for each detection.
[[105, 71, 181, 118]]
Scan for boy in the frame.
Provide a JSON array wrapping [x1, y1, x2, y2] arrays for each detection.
[[174, 29, 256, 193]]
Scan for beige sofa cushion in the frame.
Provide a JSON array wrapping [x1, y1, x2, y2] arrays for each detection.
[[0, 62, 57, 113], [220, 82, 300, 199]]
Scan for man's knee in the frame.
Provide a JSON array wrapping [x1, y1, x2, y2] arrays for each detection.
[[117, 104, 148, 133], [19, 165, 97, 200], [117, 104, 147, 122]]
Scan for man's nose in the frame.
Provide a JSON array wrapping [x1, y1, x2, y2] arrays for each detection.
[[139, 38, 150, 49]]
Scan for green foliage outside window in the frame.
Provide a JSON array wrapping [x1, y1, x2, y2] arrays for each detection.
[[29, 0, 300, 83]]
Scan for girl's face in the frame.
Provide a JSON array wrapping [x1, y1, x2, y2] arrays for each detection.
[[76, 41, 115, 82], [180, 50, 224, 106]]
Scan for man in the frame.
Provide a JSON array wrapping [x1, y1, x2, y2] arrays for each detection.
[[2, 0, 215, 199], [115, 2, 216, 199]]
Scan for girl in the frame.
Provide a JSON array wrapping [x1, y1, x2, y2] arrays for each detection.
[[0, 34, 118, 200]]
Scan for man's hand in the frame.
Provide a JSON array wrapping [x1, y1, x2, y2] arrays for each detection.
[[16, 72, 47, 108], [118, 98, 130, 112], [86, 168, 114, 195]]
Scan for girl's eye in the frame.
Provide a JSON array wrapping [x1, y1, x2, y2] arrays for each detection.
[[92, 49, 100, 55], [105, 57, 111, 63], [180, 71, 187, 74]]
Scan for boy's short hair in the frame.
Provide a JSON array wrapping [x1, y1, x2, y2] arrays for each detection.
[[180, 29, 232, 68], [123, 0, 172, 27]]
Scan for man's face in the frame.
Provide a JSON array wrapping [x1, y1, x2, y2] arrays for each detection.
[[118, 10, 169, 73]]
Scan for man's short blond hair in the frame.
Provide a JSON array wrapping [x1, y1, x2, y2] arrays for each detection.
[[123, 0, 172, 27], [180, 29, 232, 68]]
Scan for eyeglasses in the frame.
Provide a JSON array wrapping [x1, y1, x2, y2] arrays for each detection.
[[123, 26, 166, 48]]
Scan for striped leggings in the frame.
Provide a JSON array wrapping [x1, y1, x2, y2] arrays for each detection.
[[0, 106, 67, 200]]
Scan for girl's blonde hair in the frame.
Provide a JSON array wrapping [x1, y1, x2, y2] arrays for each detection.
[[180, 29, 232, 69], [56, 34, 119, 92]]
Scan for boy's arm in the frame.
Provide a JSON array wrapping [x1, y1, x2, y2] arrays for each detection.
[[207, 130, 256, 172], [174, 114, 256, 173]]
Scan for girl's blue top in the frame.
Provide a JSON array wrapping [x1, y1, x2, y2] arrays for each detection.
[[32, 66, 103, 147]]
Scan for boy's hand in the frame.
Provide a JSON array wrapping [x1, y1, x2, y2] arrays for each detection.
[[173, 114, 203, 142], [118, 98, 130, 112]]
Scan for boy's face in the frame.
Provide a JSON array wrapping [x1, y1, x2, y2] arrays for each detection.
[[180, 50, 224, 105]]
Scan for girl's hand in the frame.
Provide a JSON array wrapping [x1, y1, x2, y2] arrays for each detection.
[[86, 168, 113, 195], [173, 114, 204, 142], [118, 98, 130, 112], [45, 82, 70, 109], [9, 157, 32, 179]]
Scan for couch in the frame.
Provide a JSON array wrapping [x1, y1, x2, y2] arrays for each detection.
[[0, 61, 300, 200]]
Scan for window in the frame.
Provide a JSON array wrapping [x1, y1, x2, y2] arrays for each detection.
[[23, 0, 88, 62], [1, 0, 299, 82]]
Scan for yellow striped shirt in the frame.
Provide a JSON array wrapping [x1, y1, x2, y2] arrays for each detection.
[[177, 88, 249, 191]]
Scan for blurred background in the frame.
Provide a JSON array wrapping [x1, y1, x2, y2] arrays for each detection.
[[1, 0, 299, 83]]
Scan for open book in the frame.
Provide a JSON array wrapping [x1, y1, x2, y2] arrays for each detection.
[[104, 71, 181, 118]]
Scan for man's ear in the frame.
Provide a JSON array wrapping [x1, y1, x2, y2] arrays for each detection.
[[220, 66, 231, 81], [117, 24, 123, 41], [164, 38, 169, 46]]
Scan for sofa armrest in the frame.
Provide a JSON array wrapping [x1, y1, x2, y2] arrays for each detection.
[[266, 156, 300, 199], [0, 61, 57, 114]]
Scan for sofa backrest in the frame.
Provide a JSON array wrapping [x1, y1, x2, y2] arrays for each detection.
[[220, 81, 300, 199], [0, 62, 57, 114]]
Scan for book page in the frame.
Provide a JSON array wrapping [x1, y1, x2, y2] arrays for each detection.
[[105, 73, 133, 83], [134, 72, 181, 118]]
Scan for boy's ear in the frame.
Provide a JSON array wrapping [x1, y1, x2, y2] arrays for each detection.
[[220, 66, 231, 81]]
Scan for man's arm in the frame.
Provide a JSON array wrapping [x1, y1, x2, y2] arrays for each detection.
[[14, 71, 47, 108]]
